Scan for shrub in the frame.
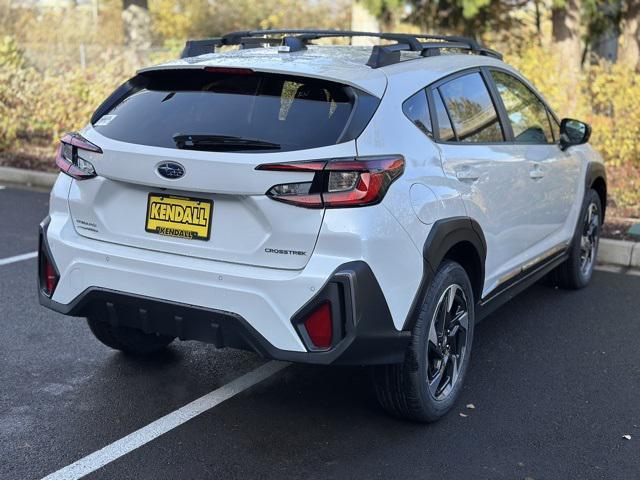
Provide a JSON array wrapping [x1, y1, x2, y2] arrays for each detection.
[[0, 36, 130, 149]]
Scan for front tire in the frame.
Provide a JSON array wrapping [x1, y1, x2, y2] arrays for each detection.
[[87, 316, 175, 355], [372, 260, 475, 422], [552, 188, 602, 289]]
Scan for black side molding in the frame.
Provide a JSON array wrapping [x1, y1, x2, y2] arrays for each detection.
[[403, 217, 487, 331], [476, 248, 568, 321]]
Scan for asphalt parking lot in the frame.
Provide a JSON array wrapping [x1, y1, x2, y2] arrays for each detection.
[[1, 183, 639, 480]]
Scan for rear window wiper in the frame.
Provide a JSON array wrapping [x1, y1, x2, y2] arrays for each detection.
[[173, 134, 281, 151]]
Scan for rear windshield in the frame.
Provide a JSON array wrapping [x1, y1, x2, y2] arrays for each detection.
[[92, 69, 366, 152]]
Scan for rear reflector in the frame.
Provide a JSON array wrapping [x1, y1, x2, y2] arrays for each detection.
[[38, 236, 59, 298], [256, 156, 404, 209], [303, 302, 333, 349], [44, 259, 58, 296]]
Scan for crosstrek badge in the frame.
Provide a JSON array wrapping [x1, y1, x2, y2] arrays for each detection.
[[145, 193, 213, 241]]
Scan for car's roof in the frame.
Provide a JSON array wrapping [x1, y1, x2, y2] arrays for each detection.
[[141, 45, 511, 98]]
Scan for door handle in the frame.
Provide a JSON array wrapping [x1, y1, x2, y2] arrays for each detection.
[[455, 167, 480, 181], [529, 163, 545, 180]]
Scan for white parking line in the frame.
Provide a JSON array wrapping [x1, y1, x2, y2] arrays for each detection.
[[0, 251, 37, 266], [41, 360, 289, 480]]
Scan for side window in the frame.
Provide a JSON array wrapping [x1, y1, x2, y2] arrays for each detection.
[[438, 72, 504, 143], [491, 70, 554, 144], [402, 89, 432, 136]]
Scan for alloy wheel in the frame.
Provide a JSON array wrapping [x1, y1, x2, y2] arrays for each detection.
[[580, 202, 600, 276], [426, 284, 469, 400]]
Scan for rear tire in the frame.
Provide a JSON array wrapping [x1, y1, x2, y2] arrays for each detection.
[[372, 260, 475, 422], [87, 316, 175, 355], [551, 188, 602, 289]]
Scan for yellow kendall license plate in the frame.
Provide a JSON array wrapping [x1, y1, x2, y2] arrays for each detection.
[[145, 193, 213, 241]]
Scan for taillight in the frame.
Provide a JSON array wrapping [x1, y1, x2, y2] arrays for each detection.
[[256, 155, 404, 208], [303, 302, 333, 349], [55, 132, 101, 180]]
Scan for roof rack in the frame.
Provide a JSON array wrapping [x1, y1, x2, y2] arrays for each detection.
[[180, 29, 503, 68]]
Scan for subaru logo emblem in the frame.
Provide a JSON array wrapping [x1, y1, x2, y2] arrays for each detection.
[[157, 162, 185, 179]]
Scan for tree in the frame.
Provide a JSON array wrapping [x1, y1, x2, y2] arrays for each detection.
[[585, 0, 622, 63], [619, 0, 640, 70], [122, 0, 152, 49], [400, 0, 525, 41], [359, 0, 405, 30], [552, 0, 583, 103]]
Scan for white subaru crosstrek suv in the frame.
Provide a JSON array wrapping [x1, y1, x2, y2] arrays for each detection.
[[38, 30, 606, 422]]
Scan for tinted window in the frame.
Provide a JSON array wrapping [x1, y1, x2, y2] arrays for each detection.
[[403, 90, 431, 136], [438, 72, 503, 142], [93, 70, 358, 152], [491, 71, 554, 144], [433, 91, 455, 141]]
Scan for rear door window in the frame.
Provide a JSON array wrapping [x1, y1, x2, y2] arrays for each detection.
[[93, 69, 365, 152], [437, 72, 504, 143]]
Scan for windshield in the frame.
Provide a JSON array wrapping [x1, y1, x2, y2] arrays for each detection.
[[92, 69, 360, 152]]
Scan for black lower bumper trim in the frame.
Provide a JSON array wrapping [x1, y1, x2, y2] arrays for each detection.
[[38, 255, 410, 365]]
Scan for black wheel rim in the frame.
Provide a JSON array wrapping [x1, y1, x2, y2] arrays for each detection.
[[580, 201, 600, 276], [426, 284, 468, 400]]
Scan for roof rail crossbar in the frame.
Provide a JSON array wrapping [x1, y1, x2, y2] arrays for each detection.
[[238, 37, 282, 50], [281, 36, 307, 52], [366, 45, 403, 68], [180, 29, 503, 65], [181, 39, 222, 58], [222, 29, 426, 51]]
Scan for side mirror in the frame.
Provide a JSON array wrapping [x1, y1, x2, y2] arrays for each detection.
[[559, 118, 591, 151]]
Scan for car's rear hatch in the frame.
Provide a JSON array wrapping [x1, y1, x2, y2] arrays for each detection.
[[68, 67, 379, 270]]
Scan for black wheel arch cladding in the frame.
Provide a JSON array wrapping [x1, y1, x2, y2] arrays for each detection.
[[403, 216, 486, 331], [586, 161, 607, 220]]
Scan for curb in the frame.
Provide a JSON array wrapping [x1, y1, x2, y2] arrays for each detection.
[[599, 238, 640, 268], [0, 166, 58, 189], [1, 166, 638, 268]]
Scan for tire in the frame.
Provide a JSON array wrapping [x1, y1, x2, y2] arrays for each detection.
[[87, 316, 175, 355], [551, 188, 602, 289], [372, 260, 475, 422]]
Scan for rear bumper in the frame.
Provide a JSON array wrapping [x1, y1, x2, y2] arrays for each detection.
[[39, 216, 410, 365]]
